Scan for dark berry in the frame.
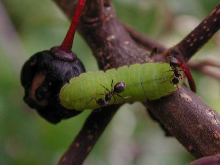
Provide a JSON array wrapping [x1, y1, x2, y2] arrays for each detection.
[[21, 50, 85, 124], [20, 0, 87, 124]]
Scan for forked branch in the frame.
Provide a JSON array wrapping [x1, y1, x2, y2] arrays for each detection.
[[52, 0, 220, 164], [170, 3, 220, 62]]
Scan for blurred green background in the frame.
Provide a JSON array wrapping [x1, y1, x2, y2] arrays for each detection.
[[0, 0, 220, 164]]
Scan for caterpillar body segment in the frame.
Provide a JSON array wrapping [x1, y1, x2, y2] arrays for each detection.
[[59, 63, 183, 110]]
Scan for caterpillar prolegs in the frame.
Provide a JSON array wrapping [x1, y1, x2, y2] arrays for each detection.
[[59, 63, 183, 111]]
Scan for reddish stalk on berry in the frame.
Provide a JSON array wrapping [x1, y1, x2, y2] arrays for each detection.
[[20, 0, 87, 124]]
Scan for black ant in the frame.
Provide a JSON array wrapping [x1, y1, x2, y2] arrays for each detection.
[[91, 80, 126, 107], [167, 56, 183, 85], [168, 53, 196, 92]]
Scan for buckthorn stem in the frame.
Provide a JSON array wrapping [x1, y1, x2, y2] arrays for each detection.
[[60, 0, 86, 52], [178, 62, 196, 92]]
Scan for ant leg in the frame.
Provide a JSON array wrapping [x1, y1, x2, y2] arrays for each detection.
[[164, 69, 173, 73], [86, 97, 105, 112], [86, 97, 98, 106], [85, 97, 98, 110], [111, 79, 114, 89], [112, 95, 119, 104], [116, 93, 129, 99], [160, 75, 174, 84], [92, 93, 105, 96], [115, 94, 131, 103], [90, 97, 102, 112]]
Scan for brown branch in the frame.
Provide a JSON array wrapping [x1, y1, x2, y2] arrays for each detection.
[[54, 0, 150, 164], [59, 105, 120, 165], [52, 0, 220, 164], [147, 86, 220, 158], [171, 3, 220, 62], [188, 60, 220, 81], [189, 155, 220, 165], [123, 23, 166, 53], [188, 59, 220, 68]]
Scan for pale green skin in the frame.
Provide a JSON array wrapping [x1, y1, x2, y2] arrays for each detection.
[[59, 63, 183, 111]]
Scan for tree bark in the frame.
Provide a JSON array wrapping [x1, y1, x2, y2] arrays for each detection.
[[53, 0, 220, 164]]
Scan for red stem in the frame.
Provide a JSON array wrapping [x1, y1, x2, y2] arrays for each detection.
[[60, 0, 86, 52], [179, 62, 196, 92]]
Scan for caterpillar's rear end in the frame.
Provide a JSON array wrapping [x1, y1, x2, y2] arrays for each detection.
[[59, 63, 183, 111]]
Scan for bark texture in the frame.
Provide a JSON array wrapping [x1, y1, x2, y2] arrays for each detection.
[[52, 0, 220, 164]]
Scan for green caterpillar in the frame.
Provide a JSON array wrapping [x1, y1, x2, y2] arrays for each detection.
[[59, 63, 183, 111]]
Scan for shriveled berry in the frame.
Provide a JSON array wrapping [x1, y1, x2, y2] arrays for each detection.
[[21, 50, 85, 124], [21, 0, 87, 124]]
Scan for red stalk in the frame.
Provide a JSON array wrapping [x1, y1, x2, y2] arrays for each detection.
[[60, 0, 86, 52], [178, 62, 196, 92], [168, 55, 196, 92]]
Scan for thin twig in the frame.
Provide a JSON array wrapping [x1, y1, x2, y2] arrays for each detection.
[[123, 23, 166, 53], [171, 3, 220, 62], [188, 59, 220, 68], [188, 60, 220, 81], [53, 0, 220, 164], [59, 105, 120, 165]]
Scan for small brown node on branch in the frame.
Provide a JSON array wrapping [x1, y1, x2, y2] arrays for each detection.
[[199, 36, 204, 40], [190, 43, 194, 47], [106, 55, 111, 60], [206, 109, 219, 125], [207, 109, 213, 115], [189, 145, 194, 151], [98, 51, 104, 57], [103, 63, 111, 70], [87, 146, 92, 152], [197, 124, 204, 130], [213, 131, 220, 139], [124, 41, 129, 45], [75, 143, 80, 148], [87, 135, 94, 141], [106, 35, 115, 41], [180, 93, 192, 102]]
